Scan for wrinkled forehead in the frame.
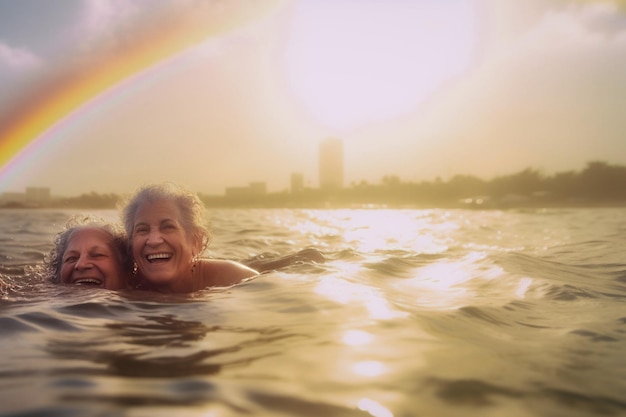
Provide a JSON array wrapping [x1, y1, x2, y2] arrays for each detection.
[[135, 199, 183, 224]]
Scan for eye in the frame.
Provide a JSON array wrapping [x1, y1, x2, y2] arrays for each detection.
[[162, 222, 177, 231], [134, 225, 149, 235], [63, 256, 78, 264]]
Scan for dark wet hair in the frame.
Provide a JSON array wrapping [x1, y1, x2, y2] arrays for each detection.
[[46, 215, 130, 284], [119, 182, 211, 253]]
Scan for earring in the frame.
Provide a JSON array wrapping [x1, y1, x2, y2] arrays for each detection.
[[132, 262, 138, 276], [191, 253, 198, 274]]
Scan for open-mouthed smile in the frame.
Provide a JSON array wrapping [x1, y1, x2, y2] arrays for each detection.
[[146, 253, 172, 263], [72, 278, 103, 286]]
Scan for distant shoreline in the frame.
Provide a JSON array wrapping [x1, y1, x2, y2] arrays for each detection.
[[2, 200, 626, 211], [3, 161, 626, 210]]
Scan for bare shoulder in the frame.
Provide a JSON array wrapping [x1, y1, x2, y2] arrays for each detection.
[[198, 259, 258, 287]]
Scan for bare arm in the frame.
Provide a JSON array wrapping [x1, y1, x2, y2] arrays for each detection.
[[198, 259, 258, 287], [243, 248, 325, 273]]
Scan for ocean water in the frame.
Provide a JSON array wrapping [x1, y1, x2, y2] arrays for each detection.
[[1, 207, 625, 417]]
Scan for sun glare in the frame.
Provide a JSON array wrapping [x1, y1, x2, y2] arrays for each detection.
[[358, 398, 394, 417], [314, 276, 408, 320], [342, 329, 374, 346], [285, 0, 475, 131], [353, 360, 387, 377]]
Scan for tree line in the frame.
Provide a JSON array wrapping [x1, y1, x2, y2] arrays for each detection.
[[200, 161, 626, 208], [334, 160, 626, 208], [4, 161, 626, 209]]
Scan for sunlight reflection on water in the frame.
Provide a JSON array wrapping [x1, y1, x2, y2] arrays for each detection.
[[357, 397, 394, 417], [343, 210, 455, 253], [390, 250, 540, 311], [342, 329, 373, 346], [3, 208, 626, 416], [284, 209, 456, 253], [314, 276, 408, 320], [353, 360, 387, 377]]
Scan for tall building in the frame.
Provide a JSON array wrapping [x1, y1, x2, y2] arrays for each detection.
[[319, 138, 343, 190]]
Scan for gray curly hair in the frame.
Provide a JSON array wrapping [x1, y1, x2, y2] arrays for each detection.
[[46, 215, 130, 284], [119, 182, 211, 253]]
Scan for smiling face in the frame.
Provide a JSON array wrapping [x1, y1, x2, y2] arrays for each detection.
[[130, 199, 200, 291], [59, 227, 127, 290]]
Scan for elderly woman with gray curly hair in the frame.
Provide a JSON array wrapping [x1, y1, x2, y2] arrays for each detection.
[[46, 215, 132, 290]]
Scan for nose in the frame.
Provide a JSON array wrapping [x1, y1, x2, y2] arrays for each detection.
[[146, 229, 164, 245], [74, 254, 92, 271]]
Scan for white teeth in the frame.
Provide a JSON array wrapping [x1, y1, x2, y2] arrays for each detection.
[[147, 253, 171, 261], [74, 279, 102, 286]]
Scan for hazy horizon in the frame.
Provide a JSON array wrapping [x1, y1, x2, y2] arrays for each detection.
[[1, 0, 626, 196], [5, 159, 625, 202]]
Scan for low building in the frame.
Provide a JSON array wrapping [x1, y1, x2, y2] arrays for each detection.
[[225, 182, 267, 198], [0, 187, 51, 207]]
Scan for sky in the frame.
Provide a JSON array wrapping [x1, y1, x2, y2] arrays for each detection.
[[0, 0, 625, 197]]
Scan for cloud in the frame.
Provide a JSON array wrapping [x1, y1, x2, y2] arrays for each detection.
[[580, 1, 626, 35], [0, 42, 43, 105], [72, 0, 145, 55], [0, 42, 41, 72], [521, 2, 626, 48], [70, 0, 279, 59], [473, 2, 626, 103], [416, 1, 626, 177]]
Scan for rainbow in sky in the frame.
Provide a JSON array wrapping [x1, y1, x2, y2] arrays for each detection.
[[0, 1, 283, 188]]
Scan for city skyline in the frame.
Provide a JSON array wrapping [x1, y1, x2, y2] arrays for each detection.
[[1, 135, 344, 199], [1, 1, 626, 196], [3, 158, 624, 203], [3, 160, 626, 210]]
